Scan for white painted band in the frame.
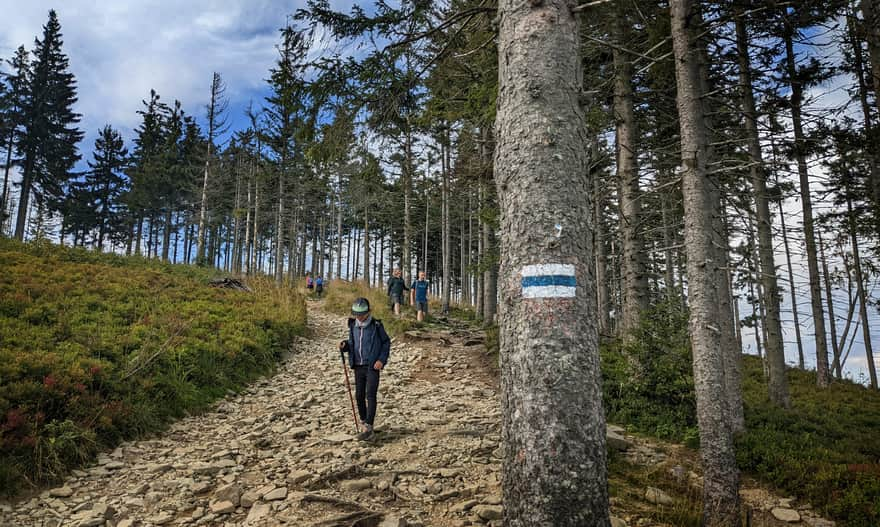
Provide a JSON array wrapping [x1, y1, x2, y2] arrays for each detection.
[[522, 285, 576, 299], [521, 263, 576, 277]]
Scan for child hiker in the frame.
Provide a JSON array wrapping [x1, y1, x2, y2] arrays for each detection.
[[338, 298, 390, 440], [410, 271, 429, 322]]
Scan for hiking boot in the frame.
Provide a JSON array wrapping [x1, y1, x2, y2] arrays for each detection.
[[357, 429, 374, 441]]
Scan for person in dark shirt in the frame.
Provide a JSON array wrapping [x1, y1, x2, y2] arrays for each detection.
[[338, 298, 390, 441], [410, 271, 430, 322], [386, 268, 408, 316]]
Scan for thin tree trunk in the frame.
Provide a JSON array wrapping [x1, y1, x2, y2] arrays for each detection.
[[783, 22, 830, 386], [495, 1, 610, 523], [736, 7, 790, 406], [442, 127, 451, 314], [777, 189, 806, 371], [13, 152, 35, 240], [336, 186, 343, 280], [403, 125, 413, 286], [846, 192, 877, 388], [670, 0, 741, 522], [593, 145, 610, 334], [818, 231, 842, 378], [364, 211, 370, 286], [613, 7, 648, 337]]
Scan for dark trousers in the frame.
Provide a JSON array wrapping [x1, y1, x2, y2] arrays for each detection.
[[353, 365, 380, 426]]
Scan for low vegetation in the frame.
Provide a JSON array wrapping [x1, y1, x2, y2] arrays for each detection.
[[318, 279, 420, 336], [602, 302, 880, 526], [0, 239, 306, 495]]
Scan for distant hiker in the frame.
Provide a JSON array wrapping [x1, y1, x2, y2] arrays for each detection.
[[410, 271, 430, 322], [338, 298, 390, 441], [315, 276, 324, 298], [306, 273, 314, 290], [386, 268, 408, 316]]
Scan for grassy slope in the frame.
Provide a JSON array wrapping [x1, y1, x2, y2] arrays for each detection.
[[0, 239, 306, 495]]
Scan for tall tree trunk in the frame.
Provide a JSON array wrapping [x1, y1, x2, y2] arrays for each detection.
[[736, 7, 790, 405], [593, 145, 610, 334], [13, 152, 35, 240], [442, 127, 451, 314], [862, 0, 880, 116], [403, 125, 413, 286], [363, 211, 371, 286], [1, 134, 14, 234], [495, 1, 609, 524], [783, 22, 830, 387], [670, 0, 741, 523], [776, 189, 806, 369], [275, 169, 285, 283], [846, 192, 877, 388], [818, 231, 842, 378], [196, 157, 211, 264], [613, 7, 648, 337], [848, 6, 880, 236], [244, 165, 253, 275], [252, 177, 260, 275], [162, 209, 172, 262], [336, 186, 343, 280]]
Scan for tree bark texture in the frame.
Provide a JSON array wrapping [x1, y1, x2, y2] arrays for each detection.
[[670, 0, 741, 523], [495, 1, 610, 525], [735, 9, 790, 407], [783, 24, 830, 387], [613, 8, 649, 337]]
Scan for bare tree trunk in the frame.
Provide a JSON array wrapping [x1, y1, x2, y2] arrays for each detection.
[[403, 126, 413, 286], [495, 1, 609, 524], [736, 7, 790, 406], [252, 177, 260, 275], [244, 164, 253, 275], [476, 178, 484, 320], [364, 210, 371, 286], [442, 127, 451, 314], [818, 231, 842, 378], [336, 186, 343, 280], [777, 189, 805, 370], [783, 22, 830, 387], [863, 0, 880, 116], [275, 168, 285, 283], [670, 1, 741, 522], [846, 192, 878, 388], [593, 142, 610, 334], [613, 7, 648, 337]]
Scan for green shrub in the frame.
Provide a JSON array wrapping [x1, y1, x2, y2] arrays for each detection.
[[601, 301, 698, 443], [0, 238, 306, 495], [600, 300, 880, 526]]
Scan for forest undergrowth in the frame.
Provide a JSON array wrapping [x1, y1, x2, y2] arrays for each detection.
[[0, 239, 306, 496], [601, 302, 880, 526]]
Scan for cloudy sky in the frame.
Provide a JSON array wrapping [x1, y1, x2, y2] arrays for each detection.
[[2, 2, 877, 382], [0, 1, 328, 157]]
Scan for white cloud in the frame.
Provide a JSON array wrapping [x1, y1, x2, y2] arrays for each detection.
[[0, 1, 311, 154]]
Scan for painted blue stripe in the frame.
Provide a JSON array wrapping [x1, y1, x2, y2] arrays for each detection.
[[521, 275, 577, 288]]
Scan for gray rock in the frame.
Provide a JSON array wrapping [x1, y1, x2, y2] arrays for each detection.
[[240, 490, 261, 508], [473, 505, 503, 521], [610, 516, 628, 527], [288, 470, 311, 484], [214, 482, 241, 507], [803, 517, 835, 527], [263, 487, 288, 501], [379, 515, 408, 527], [771, 508, 801, 523], [210, 500, 235, 515], [644, 486, 673, 505], [48, 486, 73, 498], [606, 430, 633, 452], [245, 502, 272, 525], [341, 479, 372, 492]]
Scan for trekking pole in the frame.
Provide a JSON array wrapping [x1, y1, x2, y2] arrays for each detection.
[[339, 347, 360, 435]]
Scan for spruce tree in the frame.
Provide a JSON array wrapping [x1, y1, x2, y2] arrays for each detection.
[[13, 10, 84, 240], [2, 46, 30, 233], [84, 125, 129, 250]]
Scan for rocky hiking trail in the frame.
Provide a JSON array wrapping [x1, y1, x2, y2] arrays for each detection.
[[1, 302, 837, 527]]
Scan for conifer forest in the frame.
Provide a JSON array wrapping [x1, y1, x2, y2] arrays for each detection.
[[1, 2, 880, 526]]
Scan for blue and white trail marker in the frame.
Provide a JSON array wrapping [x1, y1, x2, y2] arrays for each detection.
[[521, 264, 576, 299]]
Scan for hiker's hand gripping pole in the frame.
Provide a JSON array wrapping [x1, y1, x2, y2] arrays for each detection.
[[339, 341, 360, 435]]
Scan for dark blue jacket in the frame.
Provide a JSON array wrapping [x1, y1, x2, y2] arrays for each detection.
[[346, 317, 391, 368]]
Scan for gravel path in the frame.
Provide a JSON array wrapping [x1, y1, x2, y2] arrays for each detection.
[[1, 303, 502, 527]]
